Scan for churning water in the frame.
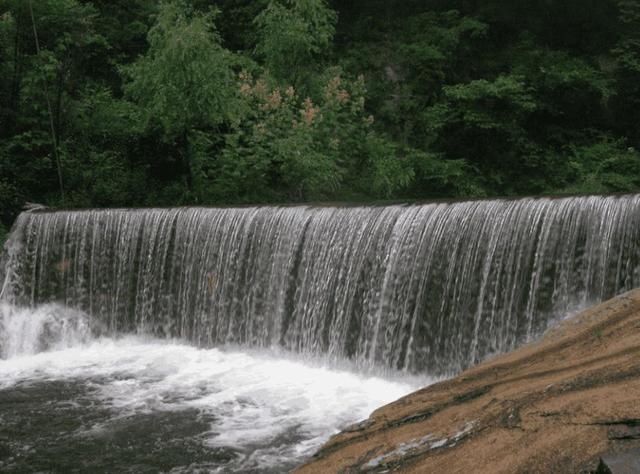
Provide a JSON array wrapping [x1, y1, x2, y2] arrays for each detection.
[[2, 195, 640, 471], [0, 304, 419, 472]]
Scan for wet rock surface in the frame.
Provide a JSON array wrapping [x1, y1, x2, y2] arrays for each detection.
[[297, 290, 640, 473]]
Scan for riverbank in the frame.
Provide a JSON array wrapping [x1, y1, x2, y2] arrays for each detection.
[[297, 290, 640, 473]]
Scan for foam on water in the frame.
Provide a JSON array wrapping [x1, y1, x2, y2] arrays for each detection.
[[0, 305, 422, 472], [0, 303, 93, 358]]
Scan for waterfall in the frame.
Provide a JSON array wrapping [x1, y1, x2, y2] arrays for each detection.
[[0, 303, 92, 359], [2, 195, 640, 374]]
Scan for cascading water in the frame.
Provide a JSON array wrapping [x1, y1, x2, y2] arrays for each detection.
[[1, 195, 639, 472], [3, 195, 640, 373], [0, 303, 93, 358]]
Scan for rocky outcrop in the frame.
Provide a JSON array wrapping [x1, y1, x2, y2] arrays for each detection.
[[297, 290, 640, 473]]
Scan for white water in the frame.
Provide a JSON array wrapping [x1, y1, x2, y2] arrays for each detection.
[[6, 195, 638, 468], [0, 304, 422, 472], [6, 196, 640, 374], [0, 303, 93, 358]]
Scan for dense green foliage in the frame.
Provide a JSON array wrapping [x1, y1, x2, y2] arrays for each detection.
[[2, 0, 640, 231]]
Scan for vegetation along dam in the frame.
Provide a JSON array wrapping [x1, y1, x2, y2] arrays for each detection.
[[1, 194, 640, 472]]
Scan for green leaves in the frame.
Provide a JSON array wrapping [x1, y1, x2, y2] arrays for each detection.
[[255, 0, 336, 88], [422, 75, 538, 193], [214, 73, 364, 201], [561, 139, 640, 193], [123, 2, 239, 138], [428, 75, 537, 131], [3, 0, 640, 225]]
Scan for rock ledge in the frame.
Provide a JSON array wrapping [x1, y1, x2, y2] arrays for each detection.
[[297, 290, 640, 473]]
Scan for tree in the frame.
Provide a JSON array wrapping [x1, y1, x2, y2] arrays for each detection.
[[336, 10, 488, 149], [255, 0, 336, 91], [0, 0, 110, 214], [423, 75, 539, 193], [122, 1, 242, 201], [611, 0, 640, 146], [206, 70, 413, 202], [560, 138, 640, 193], [2, 0, 640, 225]]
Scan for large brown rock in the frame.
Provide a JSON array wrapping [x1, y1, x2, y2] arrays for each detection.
[[297, 290, 640, 473]]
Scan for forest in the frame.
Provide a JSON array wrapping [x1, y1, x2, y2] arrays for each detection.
[[2, 0, 640, 241]]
